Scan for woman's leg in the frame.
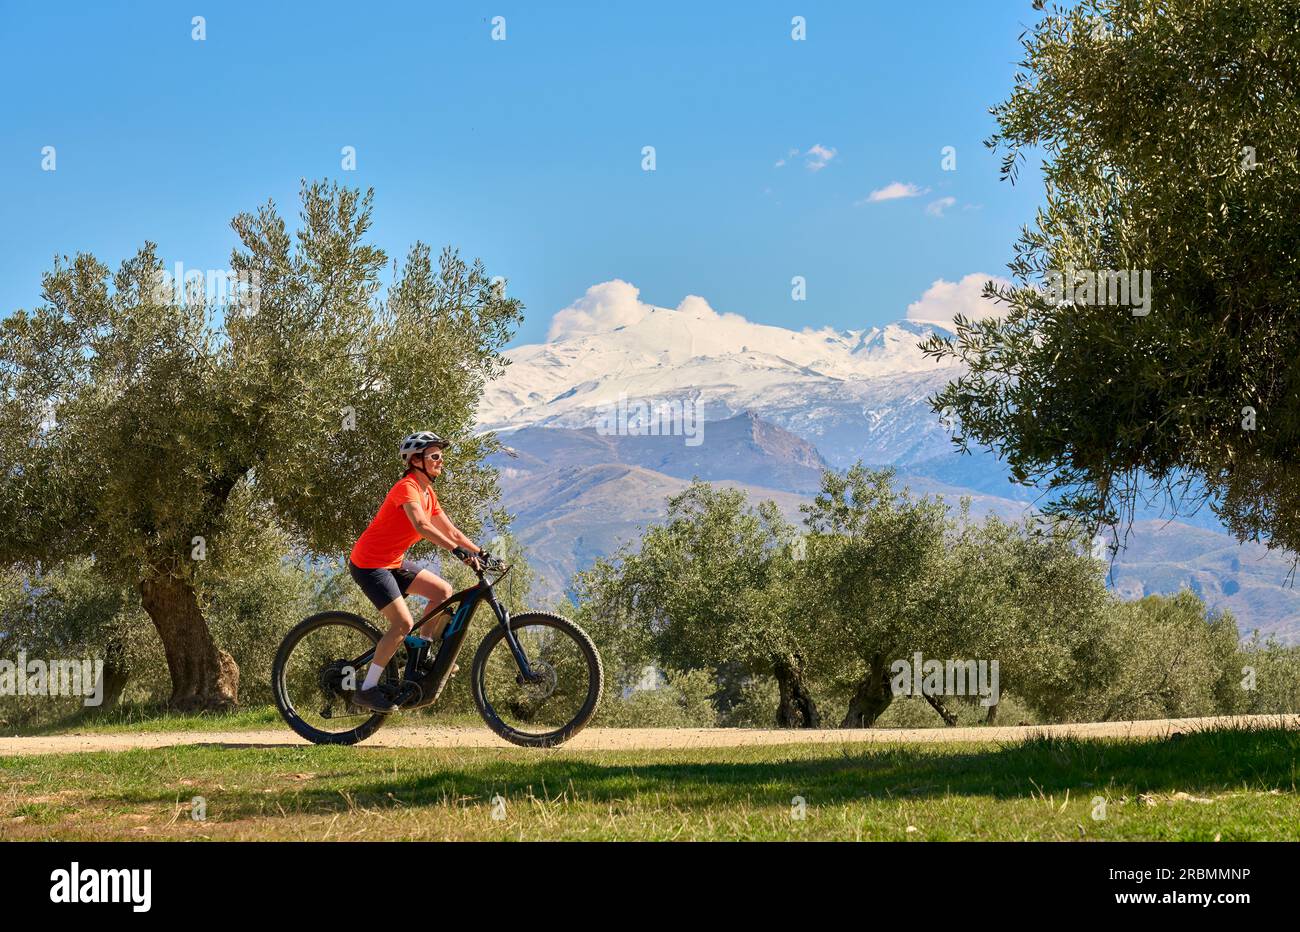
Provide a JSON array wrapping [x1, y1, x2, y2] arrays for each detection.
[[371, 596, 417, 673], [348, 562, 416, 678], [407, 570, 455, 639]]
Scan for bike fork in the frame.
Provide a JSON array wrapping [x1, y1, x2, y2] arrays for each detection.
[[489, 593, 539, 682]]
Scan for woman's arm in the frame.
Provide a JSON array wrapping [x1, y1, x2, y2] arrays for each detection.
[[401, 501, 462, 551], [428, 509, 479, 553]]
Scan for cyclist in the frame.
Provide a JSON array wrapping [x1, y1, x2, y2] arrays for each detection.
[[348, 431, 483, 712]]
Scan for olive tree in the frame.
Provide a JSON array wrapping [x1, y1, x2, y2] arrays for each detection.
[[801, 466, 952, 727], [801, 470, 1112, 728], [944, 513, 1113, 724], [587, 482, 824, 727], [924, 0, 1300, 551], [1084, 592, 1244, 721], [0, 181, 521, 710]]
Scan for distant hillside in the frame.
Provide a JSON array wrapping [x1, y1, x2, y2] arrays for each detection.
[[493, 460, 808, 601], [489, 418, 1300, 642], [1106, 522, 1300, 641], [496, 411, 828, 493]]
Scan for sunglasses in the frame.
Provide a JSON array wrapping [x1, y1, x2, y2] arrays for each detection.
[[421, 452, 443, 462]]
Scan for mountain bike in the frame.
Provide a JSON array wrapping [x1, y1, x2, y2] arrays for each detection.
[[271, 556, 603, 748]]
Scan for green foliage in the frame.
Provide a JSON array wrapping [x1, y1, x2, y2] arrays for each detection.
[[593, 669, 719, 728], [577, 482, 813, 680], [1, 181, 520, 574], [7, 460, 1292, 731], [1081, 593, 1247, 721], [0, 181, 520, 700], [576, 467, 1294, 728], [0, 559, 135, 657], [923, 0, 1300, 551], [718, 676, 783, 727], [573, 482, 825, 726], [0, 559, 150, 728], [572, 551, 657, 711], [947, 513, 1114, 722], [0, 541, 323, 726], [617, 483, 793, 673], [1240, 633, 1300, 714], [800, 466, 952, 698], [0, 532, 557, 726]]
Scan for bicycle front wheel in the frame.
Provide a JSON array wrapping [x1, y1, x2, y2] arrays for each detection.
[[471, 612, 603, 748]]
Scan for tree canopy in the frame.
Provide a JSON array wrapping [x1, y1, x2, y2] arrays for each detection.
[[923, 0, 1300, 552], [0, 181, 522, 708], [579, 467, 1140, 728]]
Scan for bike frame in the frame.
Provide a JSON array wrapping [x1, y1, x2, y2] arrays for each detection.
[[349, 567, 539, 707]]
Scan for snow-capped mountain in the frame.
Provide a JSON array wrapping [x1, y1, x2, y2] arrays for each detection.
[[475, 284, 1300, 640], [479, 299, 961, 467]]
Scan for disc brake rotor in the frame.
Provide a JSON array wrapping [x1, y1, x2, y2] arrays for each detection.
[[519, 660, 557, 701]]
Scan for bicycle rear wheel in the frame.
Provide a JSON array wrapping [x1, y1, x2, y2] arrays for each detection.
[[272, 611, 397, 745], [470, 612, 603, 748]]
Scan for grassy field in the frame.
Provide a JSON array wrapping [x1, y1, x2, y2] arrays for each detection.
[[2, 725, 1298, 840], [4, 703, 486, 736]]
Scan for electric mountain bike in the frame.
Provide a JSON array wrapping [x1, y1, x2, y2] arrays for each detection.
[[271, 556, 603, 748]]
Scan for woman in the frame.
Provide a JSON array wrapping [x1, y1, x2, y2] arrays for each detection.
[[347, 431, 482, 711]]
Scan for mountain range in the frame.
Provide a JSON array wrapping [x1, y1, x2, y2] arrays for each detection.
[[477, 296, 1300, 643]]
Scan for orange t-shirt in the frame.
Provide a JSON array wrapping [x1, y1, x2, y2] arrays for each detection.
[[350, 474, 441, 569]]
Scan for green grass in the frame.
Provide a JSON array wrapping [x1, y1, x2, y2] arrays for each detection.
[[8, 704, 284, 736], [2, 725, 1298, 840], [6, 703, 488, 736]]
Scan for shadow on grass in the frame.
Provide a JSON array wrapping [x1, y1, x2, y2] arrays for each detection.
[[13, 702, 283, 736], [88, 725, 1300, 819]]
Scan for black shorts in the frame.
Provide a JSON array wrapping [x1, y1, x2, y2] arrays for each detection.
[[348, 559, 423, 612]]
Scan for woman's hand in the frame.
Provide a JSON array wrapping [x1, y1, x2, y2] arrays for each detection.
[[451, 545, 483, 571]]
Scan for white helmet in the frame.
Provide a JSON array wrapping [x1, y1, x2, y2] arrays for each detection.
[[399, 431, 445, 464]]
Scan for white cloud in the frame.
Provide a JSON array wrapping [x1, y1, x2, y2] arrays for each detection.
[[546, 276, 1007, 345], [676, 294, 723, 319], [547, 280, 653, 340], [857, 181, 929, 205], [547, 281, 736, 341], [905, 273, 1011, 327], [804, 144, 837, 171], [925, 196, 957, 217]]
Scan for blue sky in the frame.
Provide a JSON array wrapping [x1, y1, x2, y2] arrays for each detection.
[[1, 0, 1045, 347]]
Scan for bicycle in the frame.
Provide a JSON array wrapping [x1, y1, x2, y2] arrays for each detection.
[[271, 555, 603, 748]]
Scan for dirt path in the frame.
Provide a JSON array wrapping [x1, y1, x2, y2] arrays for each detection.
[[2, 714, 1295, 756]]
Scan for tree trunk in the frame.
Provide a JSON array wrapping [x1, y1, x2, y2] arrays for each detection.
[[92, 634, 131, 712], [138, 570, 238, 711], [772, 652, 821, 728], [841, 654, 894, 728], [923, 691, 958, 726]]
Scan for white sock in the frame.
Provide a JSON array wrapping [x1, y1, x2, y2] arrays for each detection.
[[362, 663, 384, 690]]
